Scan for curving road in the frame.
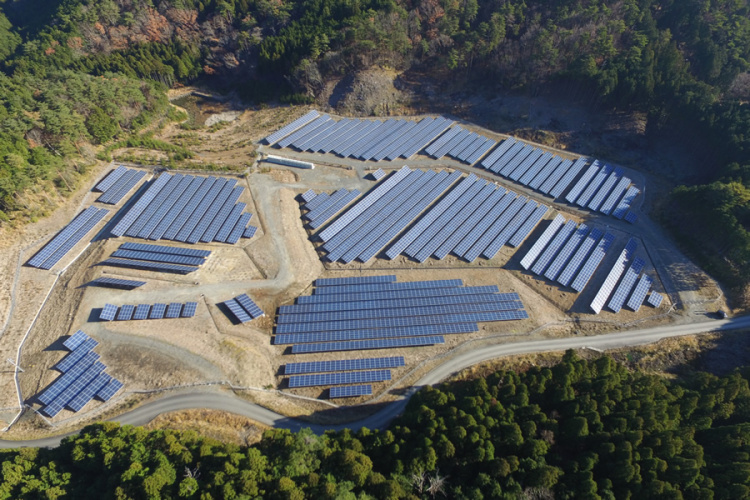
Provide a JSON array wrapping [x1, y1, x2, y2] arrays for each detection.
[[3, 315, 750, 449]]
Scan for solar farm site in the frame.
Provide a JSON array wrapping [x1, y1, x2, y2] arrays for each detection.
[[0, 106, 725, 433]]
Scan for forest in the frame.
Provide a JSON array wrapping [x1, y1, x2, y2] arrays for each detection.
[[3, 352, 750, 499], [0, 0, 749, 287]]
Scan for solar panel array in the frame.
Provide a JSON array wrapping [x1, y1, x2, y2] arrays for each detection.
[[38, 331, 123, 417], [647, 292, 663, 308], [564, 161, 641, 220], [223, 293, 264, 323], [98, 302, 197, 321], [285, 356, 405, 375], [330, 385, 372, 398], [590, 238, 638, 314], [100, 242, 210, 275], [109, 172, 256, 245], [371, 168, 386, 180], [270, 112, 455, 161], [87, 277, 145, 289], [302, 189, 362, 229], [305, 168, 548, 264], [424, 126, 498, 164], [28, 207, 109, 270], [95, 165, 127, 192], [97, 168, 147, 204]]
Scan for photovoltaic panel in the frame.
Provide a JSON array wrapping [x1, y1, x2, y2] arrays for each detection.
[[214, 203, 247, 242], [308, 190, 361, 229], [626, 274, 653, 312], [529, 157, 562, 191], [285, 357, 405, 375], [264, 110, 320, 145], [530, 220, 578, 275], [575, 164, 612, 207], [624, 211, 638, 224], [117, 304, 135, 321], [334, 120, 383, 157], [298, 119, 348, 151], [520, 214, 566, 269], [296, 285, 501, 305], [647, 292, 663, 307], [539, 158, 572, 194], [290, 118, 338, 150], [150, 303, 167, 319], [166, 303, 183, 319], [291, 336, 445, 354], [304, 191, 331, 211], [371, 169, 386, 180], [134, 304, 151, 320], [66, 373, 111, 412], [569, 232, 616, 292], [349, 119, 399, 158], [368, 120, 420, 160], [276, 310, 528, 334], [275, 323, 477, 345], [289, 370, 392, 388], [301, 189, 317, 202], [145, 176, 204, 240], [450, 134, 484, 162], [135, 175, 195, 239], [611, 185, 639, 219], [281, 292, 516, 315], [63, 330, 88, 350], [481, 200, 541, 260], [37, 208, 109, 270], [123, 174, 183, 237], [56, 338, 98, 372], [397, 117, 455, 159], [97, 378, 124, 401], [548, 156, 590, 198], [43, 361, 105, 417], [111, 249, 206, 266], [325, 120, 372, 154], [99, 304, 118, 321], [589, 237, 638, 313], [431, 128, 471, 159], [599, 176, 631, 215], [425, 127, 463, 156], [88, 277, 145, 289], [28, 207, 99, 267], [498, 145, 535, 177], [120, 242, 211, 258], [236, 294, 264, 318], [313, 279, 463, 295], [557, 228, 603, 286], [38, 350, 99, 404], [162, 176, 218, 240], [199, 185, 244, 242], [225, 212, 253, 244], [177, 178, 233, 242], [314, 119, 359, 152], [181, 302, 198, 317], [225, 299, 252, 323], [509, 149, 545, 182], [487, 141, 526, 173], [480, 137, 517, 169], [95, 166, 128, 192], [316, 275, 397, 286], [97, 169, 144, 204], [461, 194, 528, 262], [587, 169, 621, 211], [508, 204, 549, 248], [243, 224, 257, 239], [451, 190, 515, 258], [100, 258, 198, 274], [330, 385, 372, 398], [564, 160, 600, 203], [543, 224, 588, 281], [465, 138, 497, 165], [519, 152, 554, 186], [607, 257, 646, 313], [277, 115, 331, 148]]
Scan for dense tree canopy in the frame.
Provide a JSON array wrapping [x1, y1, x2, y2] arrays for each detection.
[[3, 352, 750, 499]]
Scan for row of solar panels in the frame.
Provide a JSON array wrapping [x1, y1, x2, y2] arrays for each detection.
[[38, 330, 123, 417], [99, 302, 197, 321], [223, 293, 265, 323], [99, 242, 213, 274], [425, 125, 498, 164], [95, 167, 147, 205], [109, 172, 257, 245], [275, 278, 527, 353], [265, 112, 456, 162], [301, 189, 361, 229], [310, 167, 550, 263], [87, 277, 146, 289], [588, 238, 663, 314], [283, 356, 404, 398], [564, 160, 639, 222], [28, 207, 109, 270]]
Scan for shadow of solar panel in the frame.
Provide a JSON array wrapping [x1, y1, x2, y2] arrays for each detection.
[[133, 304, 151, 320], [330, 385, 372, 398], [289, 369, 392, 387], [56, 338, 98, 372], [225, 299, 252, 323], [97, 378, 124, 401], [181, 302, 198, 317], [99, 304, 118, 321], [88, 277, 145, 289], [101, 258, 198, 274], [63, 330, 88, 350], [292, 335, 445, 353], [149, 303, 167, 319], [285, 357, 405, 375], [120, 242, 211, 257], [275, 323, 478, 345], [67, 373, 111, 412], [95, 166, 128, 192], [166, 303, 183, 318]]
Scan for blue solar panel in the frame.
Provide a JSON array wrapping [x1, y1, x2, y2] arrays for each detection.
[[599, 176, 631, 215], [587, 170, 621, 211], [265, 110, 321, 145], [165, 303, 183, 318], [136, 175, 194, 239], [301, 189, 317, 202], [297, 285, 501, 305], [425, 127, 463, 156], [181, 302, 198, 317], [626, 274, 653, 312], [508, 149, 545, 181], [575, 164, 612, 207], [548, 158, 588, 198], [187, 180, 238, 243], [275, 323, 477, 345], [97, 378, 124, 401], [134, 304, 151, 320], [480, 137, 517, 170], [111, 249, 206, 266], [281, 292, 516, 314], [214, 203, 247, 242], [97, 169, 145, 204], [236, 294, 264, 318], [285, 357, 405, 374], [608, 257, 646, 313], [38, 207, 109, 270], [647, 292, 663, 307], [481, 200, 541, 260], [292, 336, 445, 353], [557, 228, 603, 287], [451, 190, 514, 258], [308, 190, 361, 230], [95, 166, 128, 192], [88, 277, 145, 289], [163, 176, 218, 240], [200, 186, 245, 242], [289, 370, 392, 388], [589, 237, 638, 312], [314, 279, 463, 295], [431, 128, 471, 159], [176, 178, 232, 242], [117, 305, 135, 320], [148, 176, 207, 240], [499, 145, 535, 177], [334, 120, 382, 157], [564, 160, 600, 203], [43, 361, 105, 417], [325, 121, 372, 154], [123, 174, 183, 237], [277, 115, 331, 148], [544, 224, 588, 282], [225, 299, 252, 323], [99, 304, 118, 321], [243, 225, 257, 238], [66, 372, 111, 412], [225, 212, 253, 244], [530, 220, 578, 275], [529, 156, 562, 190], [38, 351, 99, 404], [624, 211, 638, 224], [488, 141, 527, 173], [120, 242, 211, 258], [316, 275, 397, 286], [28, 207, 99, 267], [465, 138, 497, 165], [461, 195, 527, 262], [150, 303, 167, 319], [613, 186, 640, 219], [520, 214, 566, 269], [518, 152, 554, 186], [397, 117, 455, 159], [63, 330, 88, 350], [101, 258, 198, 274], [569, 232, 616, 292], [330, 385, 372, 398], [56, 338, 98, 372], [508, 204, 549, 248]]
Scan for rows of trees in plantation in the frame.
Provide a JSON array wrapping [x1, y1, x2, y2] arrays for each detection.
[[0, 0, 749, 288], [3, 352, 750, 499]]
